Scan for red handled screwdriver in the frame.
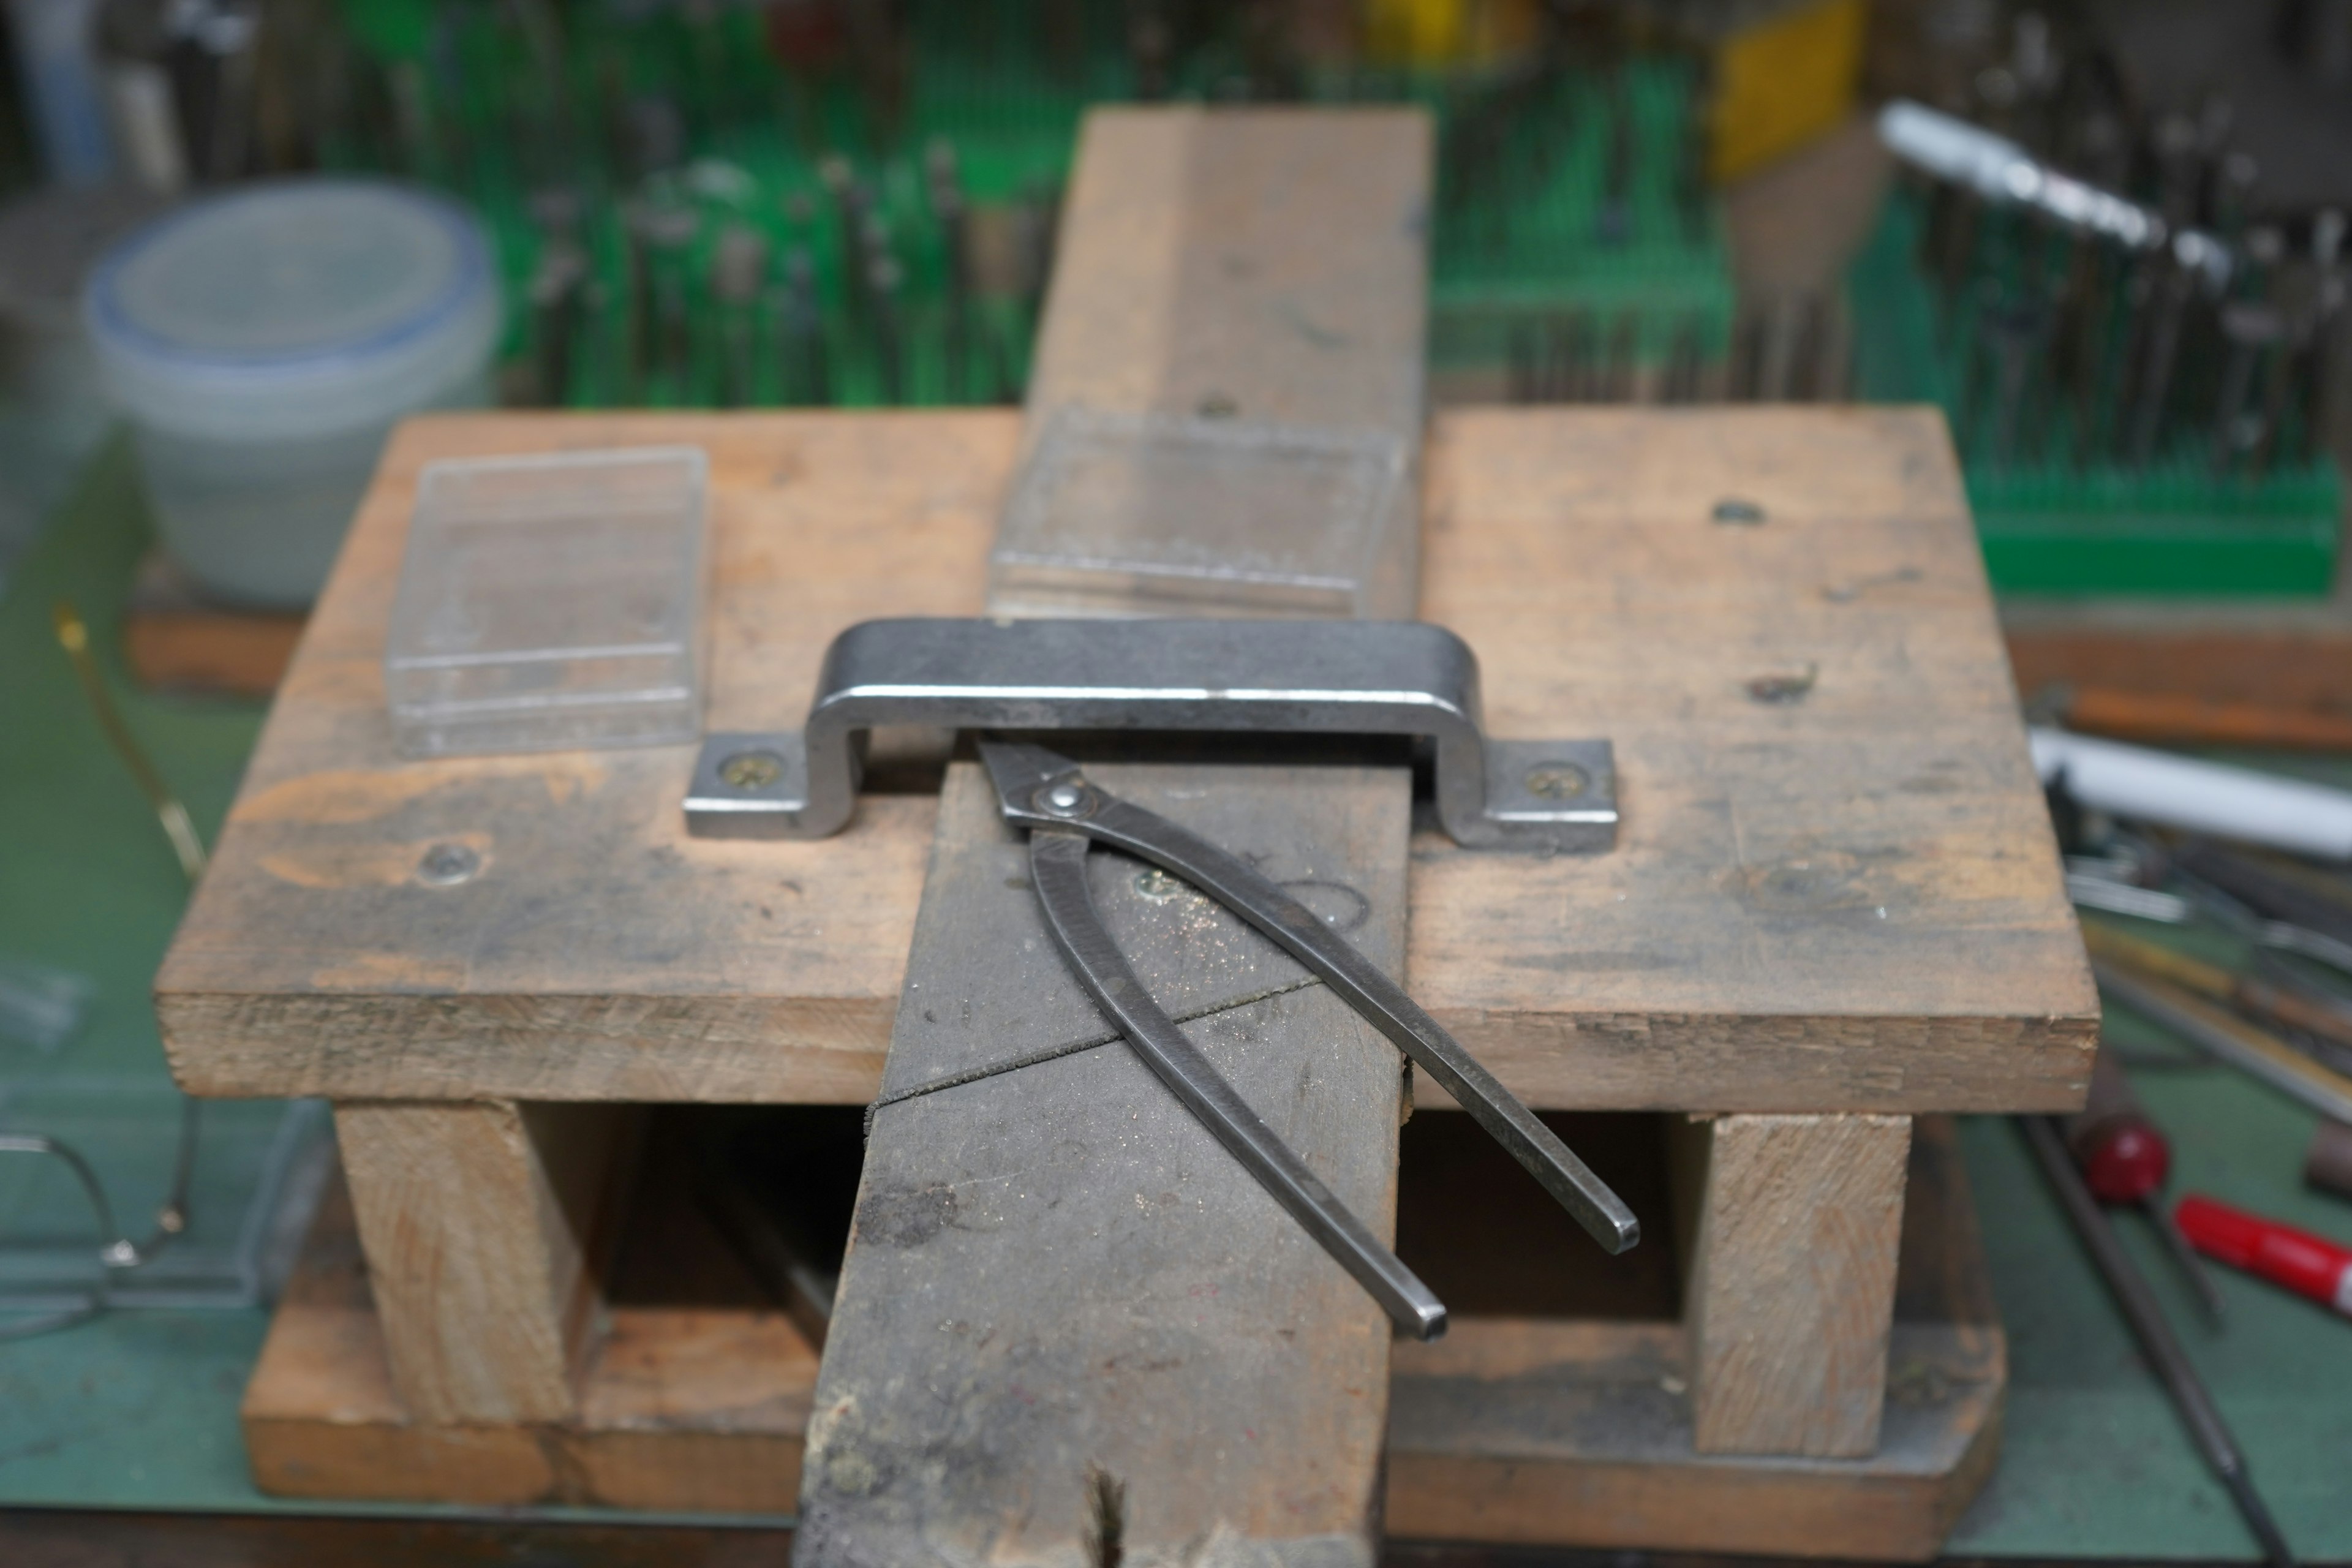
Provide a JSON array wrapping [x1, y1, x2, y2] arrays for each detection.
[[2064, 1043, 2230, 1325], [2177, 1194, 2352, 1321]]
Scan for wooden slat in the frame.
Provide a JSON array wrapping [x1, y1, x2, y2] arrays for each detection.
[[798, 762, 1409, 1564], [156, 409, 2095, 1114], [798, 105, 1432, 1568], [1676, 1112, 1913, 1457], [334, 1099, 637, 1423]]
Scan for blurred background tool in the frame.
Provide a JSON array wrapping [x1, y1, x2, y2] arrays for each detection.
[[2177, 1193, 2352, 1322], [2062, 1041, 2226, 1324], [1855, 12, 2348, 596], [2031, 727, 2352, 859], [2092, 956, 2352, 1128], [2307, 1119, 2352, 1200], [2019, 1115, 2297, 1568], [2049, 685, 2352, 752], [2082, 921, 2352, 1069]]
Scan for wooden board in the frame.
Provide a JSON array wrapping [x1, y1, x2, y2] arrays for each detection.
[[794, 107, 1430, 1568], [334, 1099, 637, 1423], [156, 408, 2095, 1115], [246, 1118, 1999, 1558], [1676, 1112, 1912, 1457], [798, 762, 1409, 1566]]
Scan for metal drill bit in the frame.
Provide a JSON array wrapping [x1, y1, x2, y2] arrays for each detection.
[[781, 245, 827, 406], [1662, 311, 1703, 404], [2212, 301, 2286, 478], [711, 225, 769, 408], [1604, 309, 1637, 402], [639, 203, 699, 394], [869, 253, 905, 404], [2130, 264, 2195, 470], [1984, 298, 2048, 470], [527, 242, 589, 408], [1595, 66, 1633, 247]]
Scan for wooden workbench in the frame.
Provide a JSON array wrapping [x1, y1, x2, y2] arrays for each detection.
[[161, 402, 2095, 1558], [159, 405, 2092, 1116]]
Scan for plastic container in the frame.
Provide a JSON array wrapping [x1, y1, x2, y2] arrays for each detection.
[[84, 178, 502, 608], [385, 448, 709, 758], [989, 407, 1415, 619]]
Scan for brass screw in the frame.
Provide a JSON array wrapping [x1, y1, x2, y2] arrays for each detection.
[[1523, 762, 1590, 801], [718, 750, 784, 790]]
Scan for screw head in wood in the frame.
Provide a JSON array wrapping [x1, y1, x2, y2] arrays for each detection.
[[417, 843, 480, 886]]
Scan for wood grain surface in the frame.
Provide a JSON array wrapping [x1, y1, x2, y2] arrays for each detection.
[[157, 405, 2094, 1114], [334, 1099, 637, 1423], [797, 763, 1409, 1567], [797, 107, 1430, 1568], [244, 1172, 816, 1509], [1676, 1112, 1913, 1457]]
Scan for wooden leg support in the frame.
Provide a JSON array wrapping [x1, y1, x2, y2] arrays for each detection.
[[334, 1100, 638, 1424], [1676, 1112, 1914, 1458]]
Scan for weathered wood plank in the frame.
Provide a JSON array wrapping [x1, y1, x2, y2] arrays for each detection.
[[797, 762, 1409, 1566], [334, 1099, 638, 1423], [798, 105, 1432, 1568], [157, 407, 2093, 1114], [1675, 1111, 1914, 1457]]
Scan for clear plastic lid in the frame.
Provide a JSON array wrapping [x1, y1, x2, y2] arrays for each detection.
[[386, 448, 709, 759], [989, 408, 1415, 619], [83, 178, 500, 441]]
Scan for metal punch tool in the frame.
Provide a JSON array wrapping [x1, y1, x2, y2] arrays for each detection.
[[980, 739, 1641, 1341]]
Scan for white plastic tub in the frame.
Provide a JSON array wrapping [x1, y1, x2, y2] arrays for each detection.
[[83, 178, 502, 607]]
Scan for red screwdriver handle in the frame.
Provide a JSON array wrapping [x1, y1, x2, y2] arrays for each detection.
[[2065, 1045, 2170, 1204], [2177, 1193, 2352, 1318]]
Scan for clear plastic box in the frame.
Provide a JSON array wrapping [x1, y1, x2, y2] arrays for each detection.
[[988, 408, 1415, 619], [386, 447, 709, 758]]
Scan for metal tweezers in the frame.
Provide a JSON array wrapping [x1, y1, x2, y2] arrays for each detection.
[[982, 740, 1640, 1340]]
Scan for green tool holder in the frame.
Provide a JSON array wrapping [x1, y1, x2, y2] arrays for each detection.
[[1849, 187, 2343, 597], [320, 0, 1735, 412]]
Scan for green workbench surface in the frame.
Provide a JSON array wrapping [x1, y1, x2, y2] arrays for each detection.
[[4, 445, 2351, 1559]]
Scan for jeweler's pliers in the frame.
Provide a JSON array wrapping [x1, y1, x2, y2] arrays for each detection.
[[980, 739, 1640, 1341]]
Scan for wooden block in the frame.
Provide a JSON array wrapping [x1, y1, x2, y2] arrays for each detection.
[[1676, 1111, 1913, 1457], [798, 762, 1409, 1566], [334, 1099, 638, 1423], [156, 410, 2095, 1115], [1384, 1116, 2003, 1561], [244, 1170, 815, 1509]]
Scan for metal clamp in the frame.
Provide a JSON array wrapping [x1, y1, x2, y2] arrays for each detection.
[[684, 617, 1617, 851]]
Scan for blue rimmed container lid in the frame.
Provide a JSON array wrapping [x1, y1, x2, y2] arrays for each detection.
[[85, 178, 501, 442]]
